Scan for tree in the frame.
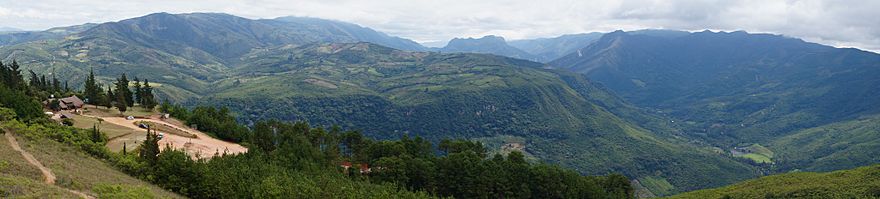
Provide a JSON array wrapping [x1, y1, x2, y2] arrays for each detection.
[[116, 90, 128, 113], [139, 128, 160, 166], [141, 79, 156, 108], [115, 73, 133, 107], [160, 99, 172, 113], [0, 60, 24, 90], [133, 77, 142, 105], [91, 125, 104, 143], [252, 120, 279, 152], [64, 81, 70, 93], [84, 68, 100, 106], [51, 75, 61, 94], [104, 86, 114, 109]]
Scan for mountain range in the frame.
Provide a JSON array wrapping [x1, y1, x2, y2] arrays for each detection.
[[2, 12, 879, 196], [550, 30, 880, 174]]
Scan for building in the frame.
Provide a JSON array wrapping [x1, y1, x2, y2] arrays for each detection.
[[49, 95, 86, 110]]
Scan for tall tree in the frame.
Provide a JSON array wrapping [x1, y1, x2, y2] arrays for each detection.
[[39, 75, 48, 91], [141, 79, 156, 108], [133, 77, 142, 105], [91, 125, 104, 143], [7, 60, 23, 89], [115, 73, 133, 107], [139, 128, 160, 165], [84, 68, 100, 105], [104, 86, 114, 109], [28, 70, 40, 89], [51, 75, 60, 94], [116, 90, 128, 113]]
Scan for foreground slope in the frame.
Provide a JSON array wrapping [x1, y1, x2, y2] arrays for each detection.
[[0, 126, 180, 198], [204, 42, 758, 193], [667, 164, 880, 199]]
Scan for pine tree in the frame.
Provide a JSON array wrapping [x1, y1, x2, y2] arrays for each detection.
[[84, 68, 100, 105], [139, 128, 160, 165], [104, 86, 114, 109], [39, 75, 48, 91], [115, 73, 133, 107], [133, 77, 142, 105], [116, 90, 128, 113], [90, 125, 104, 143], [28, 70, 39, 88], [51, 75, 60, 94], [141, 79, 156, 108], [9, 60, 23, 89]]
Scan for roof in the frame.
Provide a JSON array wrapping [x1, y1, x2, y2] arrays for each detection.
[[59, 96, 84, 108]]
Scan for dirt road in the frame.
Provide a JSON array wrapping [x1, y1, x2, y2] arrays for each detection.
[[85, 115, 247, 158], [4, 130, 93, 198]]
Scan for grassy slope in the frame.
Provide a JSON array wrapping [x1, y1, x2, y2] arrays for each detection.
[[0, 131, 78, 198], [667, 164, 880, 199], [769, 115, 880, 172], [0, 130, 180, 198]]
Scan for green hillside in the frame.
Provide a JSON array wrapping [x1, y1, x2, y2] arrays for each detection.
[[200, 42, 759, 193], [667, 164, 880, 199], [549, 30, 880, 174], [770, 115, 880, 172]]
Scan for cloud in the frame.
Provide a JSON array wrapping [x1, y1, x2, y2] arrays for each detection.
[[0, 0, 877, 52]]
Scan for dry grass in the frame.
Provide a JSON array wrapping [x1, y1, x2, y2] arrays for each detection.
[[69, 114, 136, 140], [13, 133, 182, 198], [81, 106, 157, 118], [0, 174, 80, 198], [0, 133, 45, 182], [135, 121, 197, 138]]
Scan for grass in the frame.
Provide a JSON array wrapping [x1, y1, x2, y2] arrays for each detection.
[[0, 174, 80, 198], [9, 133, 181, 198], [666, 164, 880, 199], [0, 135, 44, 182], [732, 143, 775, 164], [69, 113, 136, 140], [134, 121, 196, 138], [740, 153, 772, 164], [65, 112, 142, 153], [639, 176, 676, 196], [82, 106, 157, 118]]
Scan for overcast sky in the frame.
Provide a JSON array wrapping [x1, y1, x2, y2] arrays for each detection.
[[0, 0, 878, 51]]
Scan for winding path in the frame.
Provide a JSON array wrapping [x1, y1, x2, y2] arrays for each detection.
[[4, 130, 93, 198]]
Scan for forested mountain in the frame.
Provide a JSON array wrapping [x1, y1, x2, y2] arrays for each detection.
[[0, 12, 427, 102], [198, 42, 759, 193], [438, 35, 538, 61], [549, 30, 880, 174], [509, 32, 603, 62], [1, 57, 637, 198], [0, 23, 97, 46], [272, 16, 427, 51], [11, 12, 880, 196]]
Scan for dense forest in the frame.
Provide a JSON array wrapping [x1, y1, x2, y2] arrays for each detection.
[[0, 60, 634, 198]]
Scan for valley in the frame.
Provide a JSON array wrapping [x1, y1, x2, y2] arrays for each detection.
[[0, 4, 878, 198]]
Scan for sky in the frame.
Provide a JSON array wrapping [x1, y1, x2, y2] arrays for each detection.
[[0, 0, 878, 51]]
